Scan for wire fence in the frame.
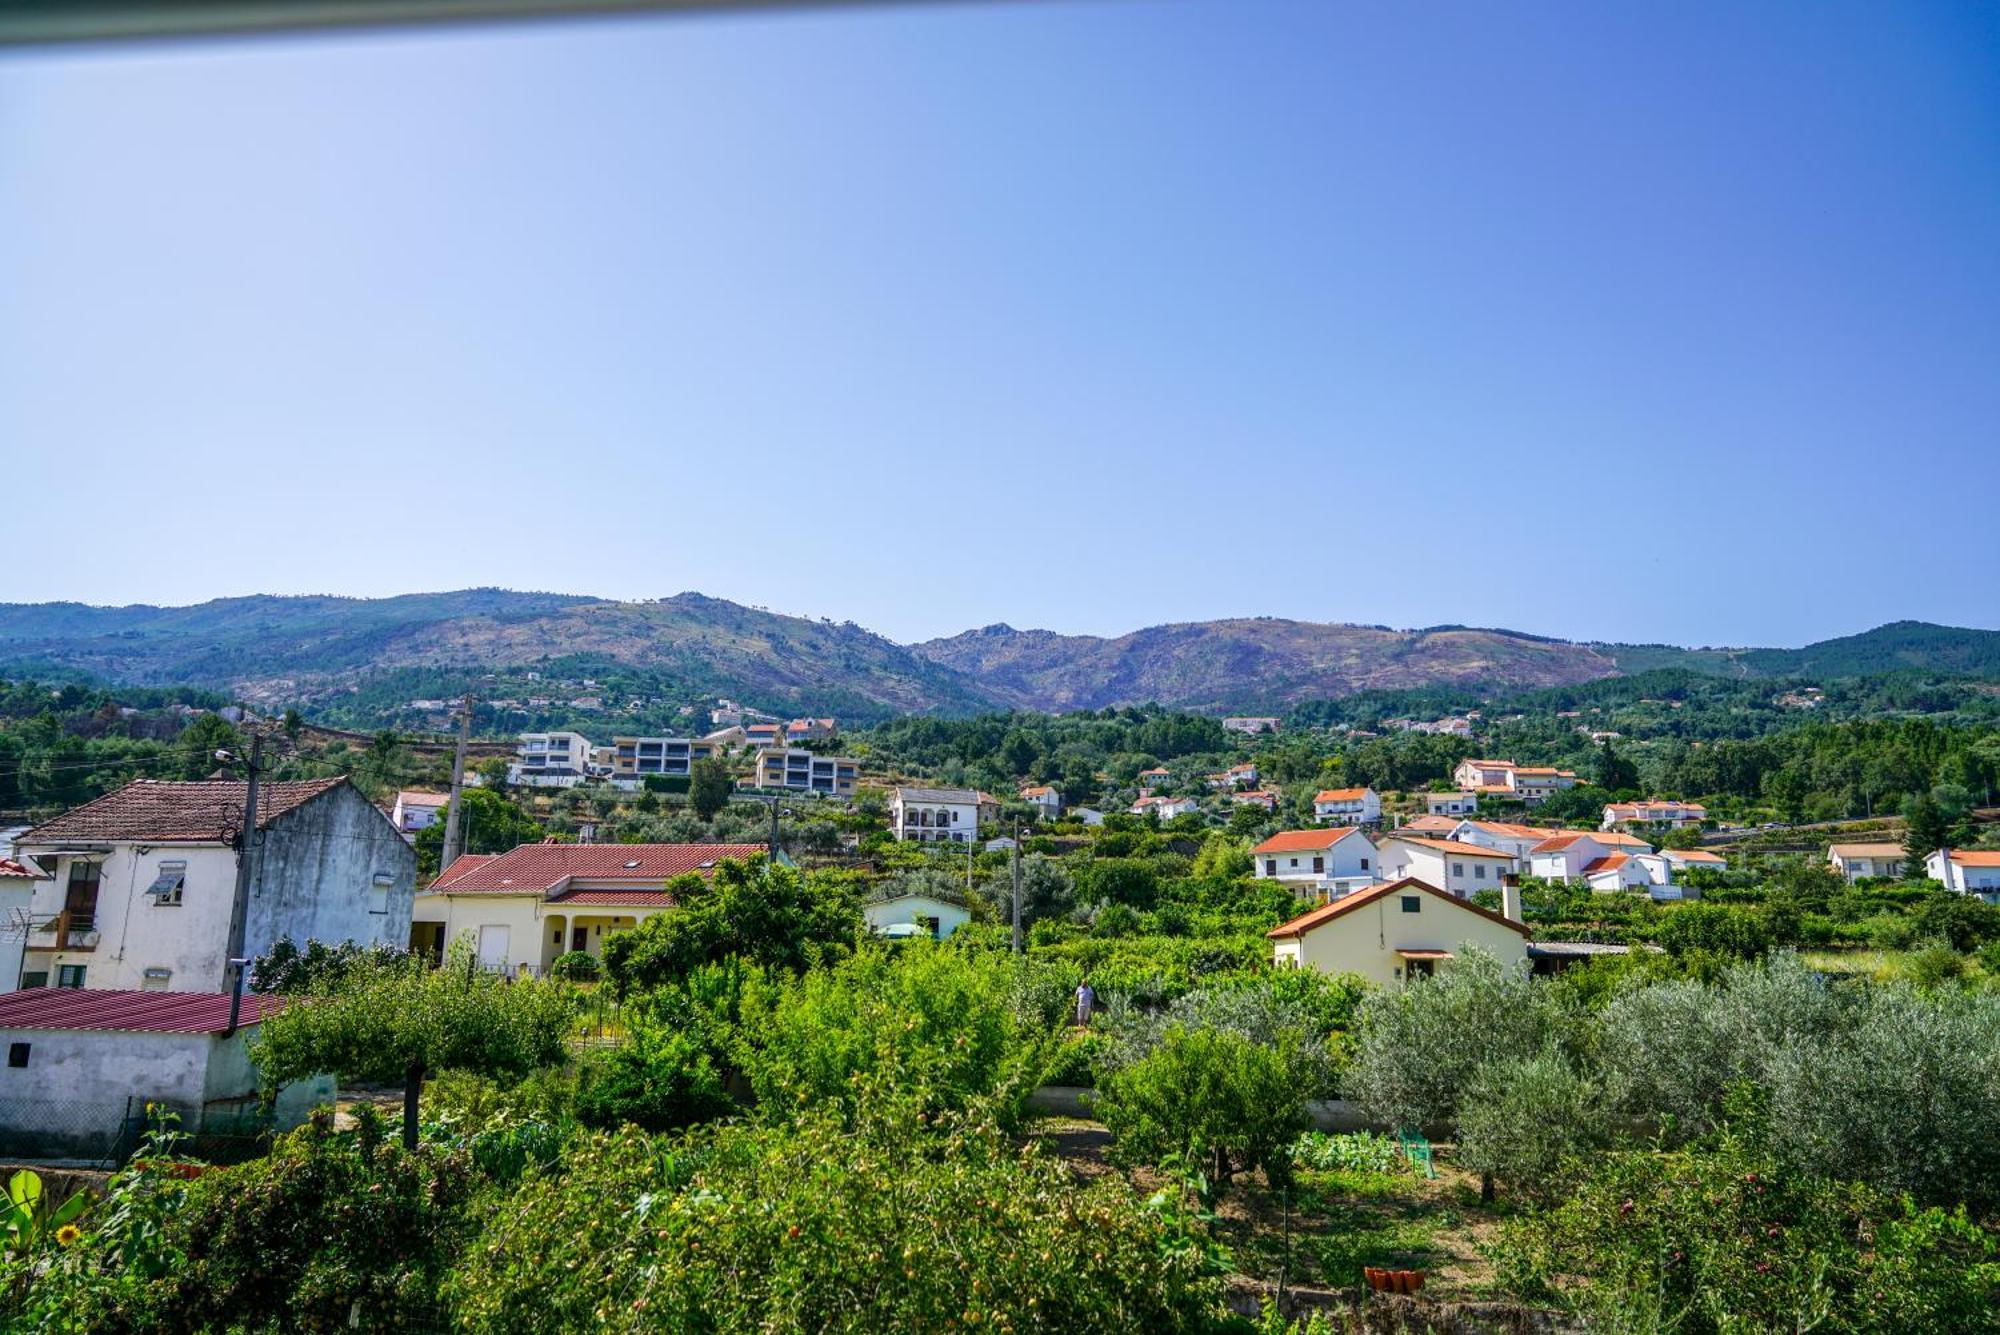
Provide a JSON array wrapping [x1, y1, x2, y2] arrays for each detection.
[[0, 1094, 272, 1169]]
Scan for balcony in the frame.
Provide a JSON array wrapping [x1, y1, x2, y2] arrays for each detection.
[[27, 913, 100, 952]]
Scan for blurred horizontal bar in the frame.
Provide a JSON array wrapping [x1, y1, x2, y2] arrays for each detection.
[[0, 0, 965, 47]]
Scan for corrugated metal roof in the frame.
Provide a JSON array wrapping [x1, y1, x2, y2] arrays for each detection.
[[0, 989, 285, 1034], [427, 843, 766, 895]]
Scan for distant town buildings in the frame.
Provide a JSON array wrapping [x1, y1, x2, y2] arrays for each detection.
[[1221, 717, 1280, 735]]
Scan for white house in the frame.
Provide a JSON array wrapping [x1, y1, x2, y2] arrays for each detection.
[[1425, 791, 1479, 818], [750, 748, 859, 797], [1828, 842, 1905, 883], [1220, 763, 1259, 790], [1136, 767, 1171, 791], [1221, 717, 1280, 736], [1660, 847, 1727, 876], [390, 791, 448, 836], [1312, 787, 1381, 825], [1509, 767, 1579, 804], [1268, 877, 1531, 987], [890, 786, 986, 844], [1250, 828, 1378, 897], [16, 779, 415, 994], [1579, 852, 1657, 894], [1071, 808, 1106, 827], [1449, 820, 1551, 861], [413, 841, 769, 973], [1131, 794, 1200, 820], [0, 859, 46, 993], [0, 989, 331, 1160], [1603, 800, 1706, 830], [1019, 785, 1063, 818], [1232, 790, 1280, 812], [1453, 759, 1518, 791], [1924, 849, 2000, 901], [1374, 836, 1516, 898], [1527, 832, 1601, 882], [863, 892, 972, 941], [510, 732, 592, 788], [1451, 760, 1577, 804]]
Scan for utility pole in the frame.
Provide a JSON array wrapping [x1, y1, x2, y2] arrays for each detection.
[[1011, 820, 1023, 954], [222, 729, 264, 994], [768, 794, 781, 862], [440, 690, 474, 872]]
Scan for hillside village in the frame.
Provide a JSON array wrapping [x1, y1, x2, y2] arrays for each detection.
[[1, 670, 1999, 1331]]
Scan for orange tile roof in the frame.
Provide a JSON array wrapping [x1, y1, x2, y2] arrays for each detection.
[[1530, 833, 1592, 853], [1267, 877, 1531, 940], [1465, 820, 1544, 839], [1314, 787, 1371, 803], [1667, 848, 1726, 863], [1828, 842, 1904, 858], [1386, 836, 1515, 859], [1948, 850, 2000, 867], [1582, 854, 1630, 874], [1253, 827, 1362, 854]]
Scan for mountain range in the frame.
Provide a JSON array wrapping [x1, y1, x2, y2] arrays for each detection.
[[1, 590, 1996, 720]]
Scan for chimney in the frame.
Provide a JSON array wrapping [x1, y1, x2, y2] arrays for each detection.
[[1500, 873, 1523, 924]]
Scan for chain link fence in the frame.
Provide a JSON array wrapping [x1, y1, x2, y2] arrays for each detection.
[[0, 1094, 272, 1168]]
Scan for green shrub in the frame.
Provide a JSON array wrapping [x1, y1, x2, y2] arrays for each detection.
[[73, 1114, 476, 1332], [574, 1015, 733, 1134], [736, 945, 1058, 1131], [1095, 1025, 1308, 1201], [1044, 1030, 1109, 1087], [447, 1105, 1226, 1333], [1490, 1132, 2000, 1332], [548, 950, 601, 982]]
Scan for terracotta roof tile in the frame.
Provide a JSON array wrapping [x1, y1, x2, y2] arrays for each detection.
[[1314, 788, 1372, 803], [1253, 827, 1362, 854], [427, 843, 767, 895], [1386, 836, 1515, 859], [0, 859, 45, 880], [1267, 877, 1531, 939], [21, 778, 348, 845]]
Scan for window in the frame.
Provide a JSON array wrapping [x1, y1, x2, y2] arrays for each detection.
[[141, 968, 172, 991], [147, 860, 186, 906], [1475, 864, 1487, 880], [56, 965, 87, 989], [1312, 857, 1324, 873], [1264, 860, 1276, 876], [1451, 862, 1465, 878], [1401, 896, 1421, 913], [369, 873, 392, 915], [1359, 857, 1370, 871], [7, 1043, 27, 1069], [19, 972, 47, 990]]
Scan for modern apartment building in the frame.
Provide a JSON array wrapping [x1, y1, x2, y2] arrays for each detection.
[[750, 747, 858, 796]]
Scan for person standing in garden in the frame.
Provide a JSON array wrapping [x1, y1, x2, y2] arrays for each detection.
[[1075, 979, 1096, 1027]]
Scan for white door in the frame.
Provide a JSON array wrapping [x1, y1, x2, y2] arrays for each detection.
[[477, 924, 511, 971]]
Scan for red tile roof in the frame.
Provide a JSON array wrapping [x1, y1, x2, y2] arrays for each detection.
[[1386, 836, 1515, 859], [0, 859, 45, 880], [1949, 850, 2000, 867], [1666, 848, 1726, 863], [1582, 854, 1630, 874], [1314, 788, 1372, 803], [0, 989, 286, 1034], [1267, 878, 1531, 939], [427, 842, 768, 895], [1530, 833, 1593, 853], [1253, 827, 1362, 854], [21, 778, 349, 845]]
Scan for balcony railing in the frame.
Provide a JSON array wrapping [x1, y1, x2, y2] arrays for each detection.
[[27, 913, 100, 951]]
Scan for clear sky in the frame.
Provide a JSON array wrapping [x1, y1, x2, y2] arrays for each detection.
[[3, 0, 1997, 648]]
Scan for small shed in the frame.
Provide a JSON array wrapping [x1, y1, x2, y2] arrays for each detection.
[[863, 893, 972, 941], [0, 989, 331, 1161]]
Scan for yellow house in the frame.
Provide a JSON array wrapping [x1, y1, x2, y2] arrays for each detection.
[[1267, 877, 1531, 986]]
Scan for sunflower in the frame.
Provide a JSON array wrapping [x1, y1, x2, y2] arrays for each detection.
[[54, 1224, 82, 1247]]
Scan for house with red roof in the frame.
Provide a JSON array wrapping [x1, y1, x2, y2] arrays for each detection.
[[15, 778, 413, 995], [1924, 849, 2000, 901], [1312, 787, 1381, 825], [413, 841, 769, 974], [1018, 784, 1063, 818], [0, 988, 329, 1160], [1267, 877, 1530, 986], [1250, 828, 1378, 897]]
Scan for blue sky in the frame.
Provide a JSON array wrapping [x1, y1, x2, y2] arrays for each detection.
[[3, 0, 1997, 648]]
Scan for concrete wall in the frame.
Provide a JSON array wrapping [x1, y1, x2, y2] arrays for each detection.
[[24, 845, 240, 992], [245, 782, 415, 963]]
